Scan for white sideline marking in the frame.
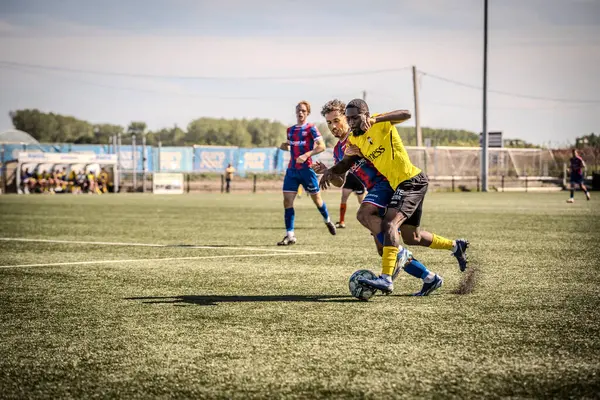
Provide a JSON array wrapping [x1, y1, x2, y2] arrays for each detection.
[[0, 237, 323, 255], [0, 252, 319, 269]]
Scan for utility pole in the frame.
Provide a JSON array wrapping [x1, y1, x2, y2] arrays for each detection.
[[142, 132, 147, 193], [481, 0, 489, 192], [362, 90, 367, 101], [412, 66, 423, 147]]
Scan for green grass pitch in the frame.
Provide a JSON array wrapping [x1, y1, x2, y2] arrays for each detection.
[[0, 192, 599, 399]]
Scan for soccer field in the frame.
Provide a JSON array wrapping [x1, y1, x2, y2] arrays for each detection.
[[0, 192, 599, 398]]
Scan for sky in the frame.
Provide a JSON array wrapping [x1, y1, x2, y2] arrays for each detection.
[[0, 0, 599, 147]]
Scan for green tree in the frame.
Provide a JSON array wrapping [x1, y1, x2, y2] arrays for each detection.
[[92, 124, 124, 144]]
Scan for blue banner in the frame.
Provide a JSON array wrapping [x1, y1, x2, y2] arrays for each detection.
[[237, 147, 280, 177], [154, 147, 193, 172], [194, 146, 238, 173], [2, 143, 336, 174], [274, 148, 334, 172], [116, 145, 153, 171]]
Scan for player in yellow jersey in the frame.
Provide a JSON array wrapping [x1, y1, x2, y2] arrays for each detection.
[[320, 99, 469, 295]]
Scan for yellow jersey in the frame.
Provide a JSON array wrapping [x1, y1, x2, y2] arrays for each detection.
[[225, 167, 235, 180], [348, 119, 420, 189]]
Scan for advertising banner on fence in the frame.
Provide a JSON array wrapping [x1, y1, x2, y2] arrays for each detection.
[[117, 145, 154, 172], [194, 146, 237, 172], [237, 147, 279, 177], [154, 147, 193, 172], [274, 148, 334, 172], [152, 172, 184, 194]]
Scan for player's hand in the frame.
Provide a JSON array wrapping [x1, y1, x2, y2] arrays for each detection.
[[319, 169, 333, 190], [360, 115, 373, 132], [280, 142, 290, 151], [345, 145, 362, 157], [296, 153, 310, 164], [311, 161, 328, 174]]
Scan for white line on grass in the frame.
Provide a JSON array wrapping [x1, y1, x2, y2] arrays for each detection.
[[0, 237, 323, 255], [0, 252, 320, 269]]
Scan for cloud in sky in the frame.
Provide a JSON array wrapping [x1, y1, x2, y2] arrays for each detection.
[[0, 0, 598, 146]]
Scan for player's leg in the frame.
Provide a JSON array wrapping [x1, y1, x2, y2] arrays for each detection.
[[357, 202, 385, 255], [357, 182, 395, 256], [567, 179, 576, 203], [357, 207, 408, 293], [359, 173, 442, 294], [580, 182, 591, 200], [355, 191, 367, 204], [279, 169, 300, 245], [338, 174, 364, 228], [337, 188, 352, 228], [400, 207, 469, 272], [303, 168, 336, 235]]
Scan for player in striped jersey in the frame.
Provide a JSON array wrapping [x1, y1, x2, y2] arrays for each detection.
[[323, 99, 367, 228], [567, 149, 590, 203], [277, 101, 336, 246], [315, 99, 446, 295], [320, 99, 469, 295]]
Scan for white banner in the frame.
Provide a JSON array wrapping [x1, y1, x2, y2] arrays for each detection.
[[152, 173, 184, 194], [18, 152, 117, 164]]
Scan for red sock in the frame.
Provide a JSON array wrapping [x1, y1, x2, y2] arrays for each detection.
[[339, 203, 347, 223]]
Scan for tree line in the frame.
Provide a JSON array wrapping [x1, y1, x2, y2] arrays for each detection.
[[8, 108, 564, 149]]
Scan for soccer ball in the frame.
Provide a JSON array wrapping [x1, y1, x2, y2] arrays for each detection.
[[348, 269, 378, 301]]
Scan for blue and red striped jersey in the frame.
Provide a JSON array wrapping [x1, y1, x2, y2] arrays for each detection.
[[333, 136, 387, 191], [570, 156, 584, 175], [287, 123, 322, 169]]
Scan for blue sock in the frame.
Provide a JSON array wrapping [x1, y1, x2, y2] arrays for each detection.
[[403, 259, 430, 280], [317, 203, 330, 222], [284, 208, 295, 232]]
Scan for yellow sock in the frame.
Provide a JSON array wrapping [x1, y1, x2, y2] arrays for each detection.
[[430, 234, 454, 250], [382, 246, 398, 276]]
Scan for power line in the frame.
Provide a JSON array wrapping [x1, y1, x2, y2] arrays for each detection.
[[0, 60, 410, 81], [0, 63, 358, 102], [420, 70, 600, 104], [421, 99, 598, 111]]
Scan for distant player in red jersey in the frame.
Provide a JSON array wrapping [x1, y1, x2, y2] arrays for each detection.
[[567, 149, 590, 203]]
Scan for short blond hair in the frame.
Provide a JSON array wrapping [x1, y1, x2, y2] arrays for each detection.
[[296, 100, 311, 115]]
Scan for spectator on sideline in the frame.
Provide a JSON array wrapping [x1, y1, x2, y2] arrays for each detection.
[[225, 163, 235, 193]]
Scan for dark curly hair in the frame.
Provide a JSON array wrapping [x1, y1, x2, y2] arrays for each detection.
[[320, 99, 346, 117]]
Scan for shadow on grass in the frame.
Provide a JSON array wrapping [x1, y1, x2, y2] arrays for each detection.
[[125, 294, 359, 306], [247, 227, 323, 230], [164, 242, 315, 248]]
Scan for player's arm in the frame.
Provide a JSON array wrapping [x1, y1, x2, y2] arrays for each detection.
[[330, 173, 345, 188], [312, 161, 345, 187], [297, 137, 325, 164], [304, 125, 326, 157], [279, 142, 289, 151], [310, 137, 326, 156], [370, 110, 411, 125], [330, 154, 360, 175], [319, 155, 360, 190]]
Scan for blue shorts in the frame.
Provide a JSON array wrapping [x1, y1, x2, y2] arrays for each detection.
[[283, 168, 320, 194], [362, 180, 394, 209], [570, 173, 583, 185]]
